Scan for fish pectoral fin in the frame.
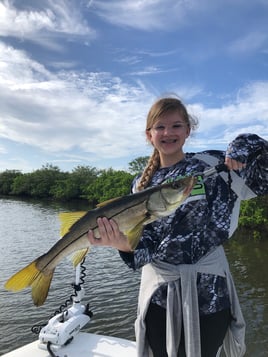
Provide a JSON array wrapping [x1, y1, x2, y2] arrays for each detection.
[[125, 224, 144, 251], [4, 260, 54, 307], [125, 215, 152, 251], [71, 248, 89, 267], [59, 211, 87, 237]]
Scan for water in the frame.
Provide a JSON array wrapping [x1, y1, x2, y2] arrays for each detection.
[[0, 198, 267, 356]]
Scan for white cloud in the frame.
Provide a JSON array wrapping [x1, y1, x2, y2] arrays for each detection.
[[228, 31, 268, 55], [1, 40, 267, 161], [0, 41, 153, 162], [0, 41, 53, 82], [90, 0, 198, 30], [0, 0, 267, 176], [0, 145, 7, 154], [0, 0, 96, 49], [129, 66, 177, 76], [187, 81, 268, 148]]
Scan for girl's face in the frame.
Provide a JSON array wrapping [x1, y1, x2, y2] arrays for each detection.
[[146, 110, 190, 168]]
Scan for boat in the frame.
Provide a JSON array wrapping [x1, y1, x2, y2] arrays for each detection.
[[3, 332, 136, 357], [2, 262, 137, 357]]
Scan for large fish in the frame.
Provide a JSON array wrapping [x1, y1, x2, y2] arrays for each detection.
[[4, 176, 196, 306]]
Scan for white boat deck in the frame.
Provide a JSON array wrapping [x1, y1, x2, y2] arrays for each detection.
[[3, 332, 137, 357]]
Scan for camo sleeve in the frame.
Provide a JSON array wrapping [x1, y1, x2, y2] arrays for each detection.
[[226, 133, 268, 196]]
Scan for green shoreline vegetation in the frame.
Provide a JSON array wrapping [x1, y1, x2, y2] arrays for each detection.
[[0, 158, 267, 239]]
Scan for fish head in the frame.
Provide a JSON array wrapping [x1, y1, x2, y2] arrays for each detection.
[[147, 176, 197, 217]]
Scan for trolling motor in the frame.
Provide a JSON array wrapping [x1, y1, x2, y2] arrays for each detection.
[[38, 261, 92, 354]]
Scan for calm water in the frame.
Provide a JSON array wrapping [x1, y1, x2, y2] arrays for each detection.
[[0, 197, 267, 356]]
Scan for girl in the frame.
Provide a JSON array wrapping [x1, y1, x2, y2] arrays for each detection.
[[88, 96, 268, 357]]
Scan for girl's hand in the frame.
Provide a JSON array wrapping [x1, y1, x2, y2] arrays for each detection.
[[87, 217, 133, 252], [224, 157, 246, 171]]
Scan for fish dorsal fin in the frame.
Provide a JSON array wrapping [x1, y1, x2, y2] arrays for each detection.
[[59, 211, 87, 237], [96, 196, 121, 208]]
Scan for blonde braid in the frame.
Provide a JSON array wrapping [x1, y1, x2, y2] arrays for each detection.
[[136, 149, 160, 191]]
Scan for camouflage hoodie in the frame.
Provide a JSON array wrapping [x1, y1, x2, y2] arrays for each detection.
[[120, 133, 268, 315]]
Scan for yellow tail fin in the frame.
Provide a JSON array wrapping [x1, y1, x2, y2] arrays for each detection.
[[4, 260, 54, 307]]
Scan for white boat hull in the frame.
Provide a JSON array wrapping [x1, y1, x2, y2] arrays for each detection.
[[3, 332, 136, 357]]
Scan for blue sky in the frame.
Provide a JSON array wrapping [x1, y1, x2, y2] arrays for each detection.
[[0, 0, 268, 173]]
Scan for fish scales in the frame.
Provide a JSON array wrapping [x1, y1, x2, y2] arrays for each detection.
[[36, 198, 149, 273]]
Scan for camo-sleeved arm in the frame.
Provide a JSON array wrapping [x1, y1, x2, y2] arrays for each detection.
[[226, 133, 268, 196]]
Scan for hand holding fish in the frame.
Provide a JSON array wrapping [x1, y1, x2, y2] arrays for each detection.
[[88, 217, 133, 252]]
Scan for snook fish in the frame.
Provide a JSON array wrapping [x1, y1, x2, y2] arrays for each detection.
[[5, 176, 196, 306]]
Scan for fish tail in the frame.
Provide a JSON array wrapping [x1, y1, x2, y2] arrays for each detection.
[[4, 260, 54, 306]]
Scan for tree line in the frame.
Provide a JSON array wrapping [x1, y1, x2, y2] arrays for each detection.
[[0, 158, 267, 236], [0, 157, 148, 204]]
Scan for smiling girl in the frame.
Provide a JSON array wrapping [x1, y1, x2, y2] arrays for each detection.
[[88, 96, 268, 357]]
